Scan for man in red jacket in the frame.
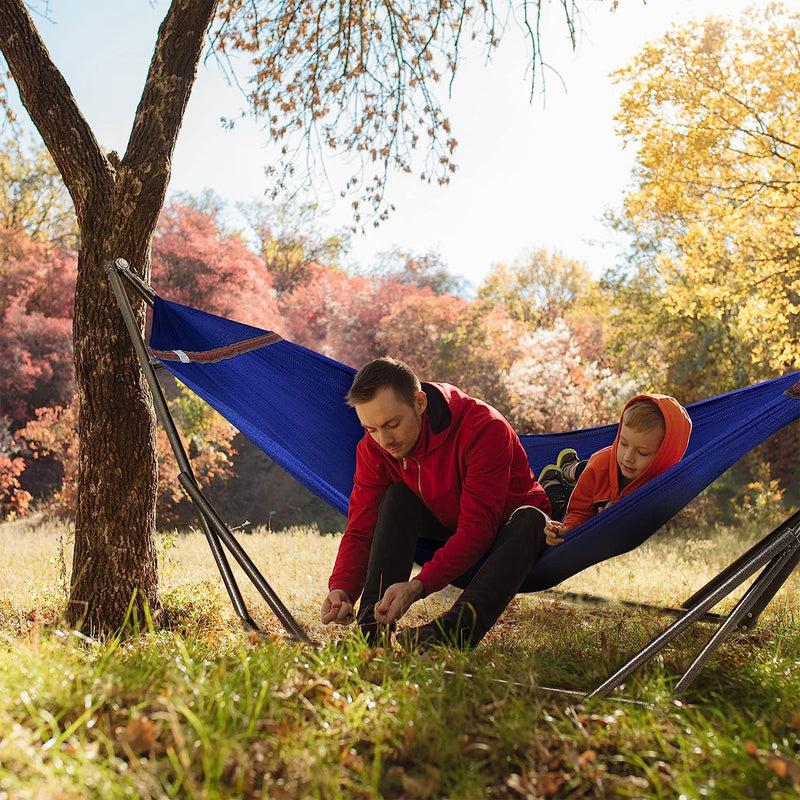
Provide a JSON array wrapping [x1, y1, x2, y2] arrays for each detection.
[[320, 356, 551, 649]]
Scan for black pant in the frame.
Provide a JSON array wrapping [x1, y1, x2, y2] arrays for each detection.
[[544, 481, 571, 522], [358, 483, 547, 644]]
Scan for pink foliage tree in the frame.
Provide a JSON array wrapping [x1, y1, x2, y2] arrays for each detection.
[[503, 319, 639, 434], [376, 293, 466, 378], [378, 295, 526, 412], [280, 266, 427, 366], [0, 418, 32, 519], [0, 453, 30, 518], [151, 202, 283, 330], [0, 230, 75, 425]]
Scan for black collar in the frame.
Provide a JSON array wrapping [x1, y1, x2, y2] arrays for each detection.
[[421, 383, 452, 435]]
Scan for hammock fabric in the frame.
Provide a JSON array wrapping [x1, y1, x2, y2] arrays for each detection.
[[149, 296, 800, 594]]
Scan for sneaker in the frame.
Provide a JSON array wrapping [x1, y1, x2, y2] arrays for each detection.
[[557, 448, 579, 470], [557, 448, 580, 486], [538, 464, 563, 486], [396, 603, 478, 650]]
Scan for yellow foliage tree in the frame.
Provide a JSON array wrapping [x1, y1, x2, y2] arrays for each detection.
[[0, 138, 77, 249], [611, 2, 800, 394], [478, 248, 593, 329]]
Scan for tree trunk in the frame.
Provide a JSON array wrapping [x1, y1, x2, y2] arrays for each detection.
[[0, 0, 218, 632], [69, 210, 162, 632]]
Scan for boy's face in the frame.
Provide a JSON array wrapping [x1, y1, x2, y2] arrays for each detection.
[[616, 423, 664, 482]]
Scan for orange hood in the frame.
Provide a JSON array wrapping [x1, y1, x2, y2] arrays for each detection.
[[610, 394, 692, 496]]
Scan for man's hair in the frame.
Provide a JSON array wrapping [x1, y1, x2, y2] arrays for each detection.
[[622, 399, 665, 438], [346, 356, 421, 407]]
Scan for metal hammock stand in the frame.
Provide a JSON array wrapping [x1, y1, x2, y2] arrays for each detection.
[[107, 257, 800, 696], [106, 258, 313, 645]]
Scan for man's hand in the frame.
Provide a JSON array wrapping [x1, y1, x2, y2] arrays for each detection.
[[320, 589, 354, 624], [374, 579, 424, 624], [544, 520, 568, 546]]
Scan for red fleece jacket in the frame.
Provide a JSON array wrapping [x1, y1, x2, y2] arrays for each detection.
[[562, 394, 692, 531], [328, 382, 550, 602]]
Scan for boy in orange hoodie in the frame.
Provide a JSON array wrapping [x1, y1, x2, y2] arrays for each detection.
[[544, 394, 692, 544]]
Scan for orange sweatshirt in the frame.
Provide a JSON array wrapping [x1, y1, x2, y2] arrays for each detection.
[[562, 394, 692, 531]]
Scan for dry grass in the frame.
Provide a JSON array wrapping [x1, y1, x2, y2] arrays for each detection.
[[554, 525, 800, 607], [3, 513, 798, 640], [1, 514, 799, 799], [0, 515, 73, 605]]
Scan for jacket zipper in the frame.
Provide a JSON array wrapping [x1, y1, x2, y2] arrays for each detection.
[[403, 456, 425, 504]]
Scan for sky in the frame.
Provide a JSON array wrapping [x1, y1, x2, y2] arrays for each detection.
[[10, 0, 785, 288]]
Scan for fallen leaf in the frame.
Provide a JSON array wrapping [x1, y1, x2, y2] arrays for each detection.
[[115, 716, 155, 755], [536, 770, 567, 797], [361, 646, 386, 662], [745, 740, 800, 789], [340, 747, 365, 773], [766, 753, 800, 782]]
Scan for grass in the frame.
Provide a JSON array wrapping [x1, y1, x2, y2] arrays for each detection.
[[1, 513, 799, 798]]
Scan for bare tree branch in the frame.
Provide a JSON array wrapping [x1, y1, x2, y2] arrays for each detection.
[[123, 0, 219, 235]]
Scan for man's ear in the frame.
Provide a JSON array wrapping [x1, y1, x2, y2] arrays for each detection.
[[415, 390, 428, 415]]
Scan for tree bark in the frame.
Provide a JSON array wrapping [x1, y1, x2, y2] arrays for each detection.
[[0, 0, 218, 632]]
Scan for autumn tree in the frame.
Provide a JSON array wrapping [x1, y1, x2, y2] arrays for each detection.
[[367, 248, 468, 296], [474, 248, 630, 400], [0, 136, 77, 249], [152, 200, 282, 329], [0, 418, 31, 519], [280, 266, 426, 366], [0, 0, 580, 631], [502, 319, 639, 434], [378, 295, 525, 411], [478, 248, 593, 329], [608, 3, 800, 398], [240, 200, 349, 295], [377, 292, 470, 377], [16, 387, 237, 527], [0, 1, 222, 631], [15, 402, 77, 517], [0, 231, 75, 425]]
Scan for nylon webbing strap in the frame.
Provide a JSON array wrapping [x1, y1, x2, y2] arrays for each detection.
[[149, 331, 282, 364]]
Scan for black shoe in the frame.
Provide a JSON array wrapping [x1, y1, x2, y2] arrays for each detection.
[[538, 464, 563, 487], [396, 603, 478, 650]]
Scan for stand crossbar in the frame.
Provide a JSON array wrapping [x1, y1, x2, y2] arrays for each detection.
[[589, 513, 800, 698]]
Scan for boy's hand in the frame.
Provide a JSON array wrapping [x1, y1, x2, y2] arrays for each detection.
[[544, 520, 568, 546], [320, 589, 354, 624]]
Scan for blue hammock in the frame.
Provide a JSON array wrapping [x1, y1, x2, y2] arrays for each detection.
[[149, 296, 800, 594]]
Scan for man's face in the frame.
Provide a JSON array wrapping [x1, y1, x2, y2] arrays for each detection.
[[355, 386, 427, 460], [616, 423, 664, 482]]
